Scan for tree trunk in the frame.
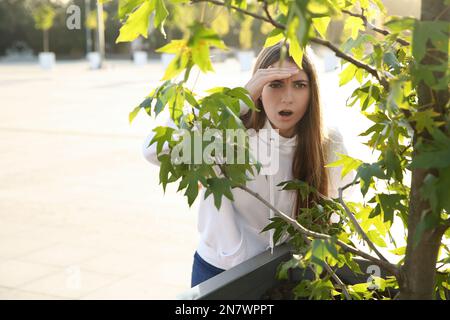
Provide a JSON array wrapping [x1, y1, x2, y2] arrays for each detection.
[[400, 0, 449, 300], [43, 29, 49, 52], [96, 0, 105, 68]]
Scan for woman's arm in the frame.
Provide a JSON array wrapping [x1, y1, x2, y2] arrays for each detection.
[[141, 116, 177, 166], [142, 95, 253, 166], [325, 127, 357, 199]]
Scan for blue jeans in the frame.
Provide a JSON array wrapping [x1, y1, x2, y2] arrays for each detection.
[[191, 251, 225, 287]]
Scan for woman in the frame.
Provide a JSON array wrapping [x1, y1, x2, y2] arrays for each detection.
[[142, 41, 354, 287]]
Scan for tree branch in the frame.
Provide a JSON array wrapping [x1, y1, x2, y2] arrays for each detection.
[[323, 262, 352, 299], [337, 180, 390, 264], [190, 0, 389, 90], [308, 37, 389, 89], [237, 184, 400, 277], [341, 9, 410, 46], [190, 0, 284, 28], [217, 162, 352, 298], [262, 0, 279, 29], [301, 234, 352, 299]]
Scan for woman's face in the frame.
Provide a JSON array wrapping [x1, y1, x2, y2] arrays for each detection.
[[260, 60, 310, 138]]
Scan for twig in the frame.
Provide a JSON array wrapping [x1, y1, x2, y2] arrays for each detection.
[[337, 180, 390, 263], [237, 184, 400, 276], [341, 9, 410, 46], [308, 37, 389, 89], [323, 263, 352, 300], [190, 0, 389, 90], [301, 234, 352, 299], [190, 0, 283, 28], [399, 143, 412, 156], [262, 0, 278, 28]]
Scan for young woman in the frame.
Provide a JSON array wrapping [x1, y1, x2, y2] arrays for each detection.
[[142, 41, 354, 287]]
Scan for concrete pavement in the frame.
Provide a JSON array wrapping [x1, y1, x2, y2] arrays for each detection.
[[0, 56, 378, 299]]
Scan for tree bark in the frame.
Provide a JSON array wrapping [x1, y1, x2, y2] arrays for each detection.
[[43, 29, 49, 52], [400, 0, 449, 300]]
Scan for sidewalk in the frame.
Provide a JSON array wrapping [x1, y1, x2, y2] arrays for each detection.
[[0, 59, 208, 299], [0, 56, 372, 299]]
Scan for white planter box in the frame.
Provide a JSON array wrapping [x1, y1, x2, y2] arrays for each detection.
[[161, 53, 176, 69], [133, 51, 148, 66], [38, 52, 55, 70], [236, 50, 255, 72], [86, 52, 101, 70]]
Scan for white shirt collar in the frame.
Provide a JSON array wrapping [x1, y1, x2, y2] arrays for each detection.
[[260, 118, 297, 148]]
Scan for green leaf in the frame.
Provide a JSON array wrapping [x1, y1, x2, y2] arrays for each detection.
[[150, 126, 175, 156], [156, 39, 187, 53], [154, 84, 176, 116], [183, 88, 199, 108], [409, 110, 443, 133], [325, 153, 362, 179], [412, 129, 450, 169], [32, 4, 56, 31], [420, 168, 450, 214], [228, 87, 256, 111], [413, 210, 441, 247], [264, 28, 285, 47], [367, 230, 387, 247], [191, 40, 214, 73], [359, 0, 369, 9], [339, 63, 357, 86], [383, 149, 403, 182], [287, 36, 304, 68], [341, 252, 363, 275], [310, 238, 338, 275], [357, 163, 387, 196], [344, 16, 365, 40], [383, 51, 401, 72], [376, 193, 406, 224], [204, 178, 234, 210], [116, 0, 155, 43], [118, 0, 145, 20], [312, 17, 330, 38], [277, 179, 317, 201], [384, 17, 416, 34], [389, 246, 406, 256], [168, 86, 184, 124], [154, 0, 168, 37], [277, 255, 302, 280], [178, 167, 209, 207], [161, 53, 189, 81], [158, 153, 173, 192], [129, 106, 141, 124], [261, 217, 285, 233], [413, 21, 449, 62]]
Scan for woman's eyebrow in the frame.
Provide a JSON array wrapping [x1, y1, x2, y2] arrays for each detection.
[[292, 79, 309, 83], [271, 79, 309, 83]]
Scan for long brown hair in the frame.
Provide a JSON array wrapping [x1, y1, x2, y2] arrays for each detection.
[[241, 41, 329, 219]]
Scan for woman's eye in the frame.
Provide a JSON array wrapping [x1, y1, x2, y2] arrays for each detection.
[[269, 82, 282, 88], [295, 83, 307, 88]]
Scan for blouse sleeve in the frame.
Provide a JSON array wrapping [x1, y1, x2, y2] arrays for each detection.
[[142, 93, 253, 167], [325, 127, 358, 199]]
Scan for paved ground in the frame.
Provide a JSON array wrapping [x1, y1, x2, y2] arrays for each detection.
[[0, 55, 384, 299]]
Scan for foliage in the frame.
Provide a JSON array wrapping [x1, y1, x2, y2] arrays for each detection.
[[32, 2, 55, 31], [120, 0, 450, 299], [86, 9, 109, 30]]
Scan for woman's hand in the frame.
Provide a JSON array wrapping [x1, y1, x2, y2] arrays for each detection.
[[244, 67, 299, 104]]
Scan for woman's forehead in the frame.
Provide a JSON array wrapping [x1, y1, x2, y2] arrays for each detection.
[[268, 61, 309, 80], [269, 60, 299, 69]]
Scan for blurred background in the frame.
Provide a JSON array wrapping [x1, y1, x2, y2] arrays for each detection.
[[0, 0, 420, 299]]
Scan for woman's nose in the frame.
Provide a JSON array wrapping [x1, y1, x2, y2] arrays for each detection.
[[281, 87, 294, 104]]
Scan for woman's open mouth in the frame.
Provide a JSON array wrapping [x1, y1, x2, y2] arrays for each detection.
[[278, 110, 294, 120]]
